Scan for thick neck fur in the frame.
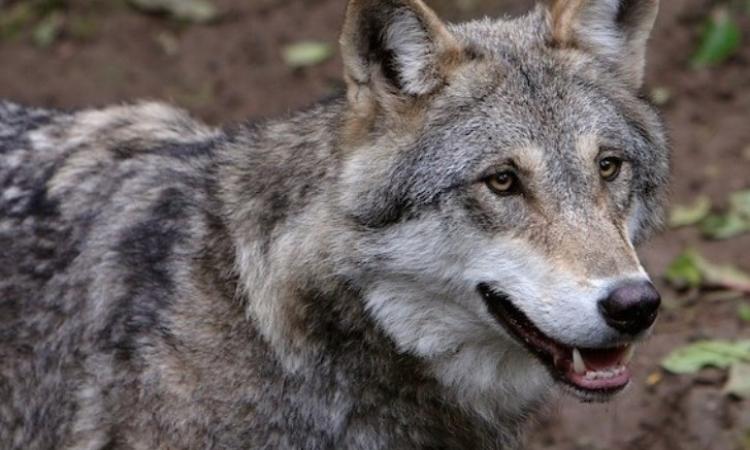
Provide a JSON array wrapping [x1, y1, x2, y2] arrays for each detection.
[[211, 98, 537, 448], [217, 98, 349, 367]]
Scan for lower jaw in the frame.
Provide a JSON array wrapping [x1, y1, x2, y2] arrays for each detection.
[[559, 368, 631, 400], [478, 284, 632, 399], [537, 355, 631, 400]]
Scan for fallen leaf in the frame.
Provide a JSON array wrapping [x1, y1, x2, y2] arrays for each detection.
[[730, 190, 750, 219], [664, 249, 704, 289], [701, 190, 750, 239], [155, 32, 179, 56], [32, 11, 64, 48], [669, 196, 711, 228], [645, 371, 663, 386], [704, 290, 744, 302], [701, 212, 750, 239], [662, 340, 750, 374], [724, 362, 750, 398], [692, 8, 742, 68], [282, 41, 333, 68], [739, 303, 750, 323], [665, 248, 750, 293], [699, 258, 750, 294], [129, 0, 218, 23], [650, 86, 672, 106]]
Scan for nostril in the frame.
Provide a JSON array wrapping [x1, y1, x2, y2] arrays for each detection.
[[598, 281, 661, 335]]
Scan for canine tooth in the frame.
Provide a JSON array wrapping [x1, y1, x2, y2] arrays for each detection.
[[572, 348, 586, 374], [622, 345, 636, 365]]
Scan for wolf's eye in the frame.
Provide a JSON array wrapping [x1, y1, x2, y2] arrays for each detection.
[[485, 171, 520, 196], [599, 157, 623, 181]]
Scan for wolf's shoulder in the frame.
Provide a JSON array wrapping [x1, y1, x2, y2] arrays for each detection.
[[71, 101, 219, 147], [0, 100, 221, 154], [0, 100, 225, 231]]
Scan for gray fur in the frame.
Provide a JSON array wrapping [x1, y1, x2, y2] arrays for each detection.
[[0, 1, 669, 449]]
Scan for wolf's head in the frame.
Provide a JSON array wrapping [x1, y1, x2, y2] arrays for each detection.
[[333, 0, 669, 415]]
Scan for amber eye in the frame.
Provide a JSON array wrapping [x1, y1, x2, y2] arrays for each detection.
[[599, 157, 623, 181], [485, 170, 520, 196]]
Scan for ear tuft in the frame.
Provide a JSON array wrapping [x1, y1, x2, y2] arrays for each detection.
[[549, 0, 659, 89], [383, 9, 440, 95], [340, 0, 459, 98]]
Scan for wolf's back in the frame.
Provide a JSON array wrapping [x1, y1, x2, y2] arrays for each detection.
[[0, 101, 223, 449]]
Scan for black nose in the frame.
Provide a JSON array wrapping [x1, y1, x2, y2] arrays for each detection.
[[598, 281, 661, 335]]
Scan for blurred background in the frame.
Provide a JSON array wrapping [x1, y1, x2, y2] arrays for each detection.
[[0, 0, 748, 448]]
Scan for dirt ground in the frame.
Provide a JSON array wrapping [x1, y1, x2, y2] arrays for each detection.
[[1, 0, 749, 448]]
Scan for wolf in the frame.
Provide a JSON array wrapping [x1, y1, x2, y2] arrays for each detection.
[[0, 0, 669, 448]]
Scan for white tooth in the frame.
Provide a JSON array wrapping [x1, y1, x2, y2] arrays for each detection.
[[573, 348, 586, 374], [622, 345, 637, 365]]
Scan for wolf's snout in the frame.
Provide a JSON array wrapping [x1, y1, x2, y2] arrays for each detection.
[[598, 281, 661, 335]]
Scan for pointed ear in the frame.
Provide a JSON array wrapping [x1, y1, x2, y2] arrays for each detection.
[[340, 0, 461, 101], [549, 0, 659, 89]]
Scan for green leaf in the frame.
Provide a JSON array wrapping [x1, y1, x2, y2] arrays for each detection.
[[724, 362, 750, 398], [739, 303, 750, 322], [665, 248, 750, 293], [701, 213, 750, 239], [669, 196, 711, 228], [692, 8, 742, 68], [664, 249, 704, 289], [282, 41, 333, 68], [650, 86, 672, 106], [730, 190, 750, 219], [700, 260, 750, 294], [128, 0, 219, 23], [700, 190, 750, 239], [662, 340, 750, 374], [32, 12, 64, 48]]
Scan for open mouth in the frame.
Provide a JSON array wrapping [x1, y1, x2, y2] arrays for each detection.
[[478, 284, 634, 399]]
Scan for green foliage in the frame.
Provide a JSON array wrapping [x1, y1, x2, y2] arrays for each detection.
[[702, 190, 750, 239], [128, 0, 219, 23], [739, 303, 750, 322], [282, 41, 333, 68], [669, 196, 711, 228], [0, 0, 66, 44], [662, 340, 750, 374], [664, 248, 750, 293], [670, 190, 750, 239], [664, 249, 704, 289], [692, 8, 742, 68], [724, 362, 750, 398], [701, 213, 750, 239], [32, 12, 64, 48]]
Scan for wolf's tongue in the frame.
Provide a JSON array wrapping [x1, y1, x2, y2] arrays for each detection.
[[580, 347, 627, 370]]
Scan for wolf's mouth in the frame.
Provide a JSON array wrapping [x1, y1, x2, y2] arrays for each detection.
[[477, 284, 634, 399]]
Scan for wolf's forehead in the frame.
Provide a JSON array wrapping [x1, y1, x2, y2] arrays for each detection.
[[428, 68, 630, 167], [448, 7, 548, 53]]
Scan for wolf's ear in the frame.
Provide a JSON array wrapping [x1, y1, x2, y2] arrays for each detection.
[[548, 0, 659, 89], [340, 0, 461, 101]]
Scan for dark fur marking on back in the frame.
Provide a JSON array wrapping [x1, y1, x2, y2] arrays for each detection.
[[100, 187, 189, 360]]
